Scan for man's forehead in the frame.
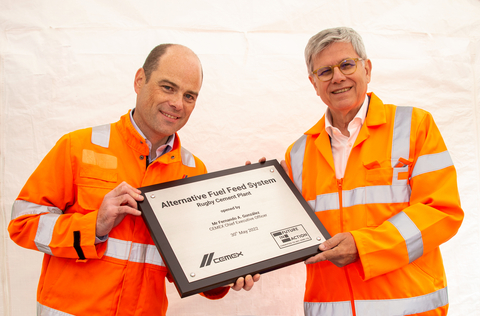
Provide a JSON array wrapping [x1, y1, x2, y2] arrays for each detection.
[[152, 68, 201, 95], [156, 53, 201, 76], [314, 42, 357, 65]]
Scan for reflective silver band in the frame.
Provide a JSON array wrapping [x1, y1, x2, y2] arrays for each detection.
[[304, 301, 352, 316], [91, 124, 111, 148], [12, 201, 164, 266], [290, 134, 307, 193], [180, 147, 196, 168], [391, 106, 412, 167], [310, 192, 339, 213], [34, 213, 60, 255], [305, 287, 448, 316], [355, 287, 448, 316], [11, 200, 63, 220], [11, 200, 63, 255], [366, 185, 411, 204], [412, 151, 453, 178], [388, 211, 423, 263], [311, 184, 410, 212], [104, 237, 165, 267], [103, 237, 131, 260], [37, 302, 74, 316]]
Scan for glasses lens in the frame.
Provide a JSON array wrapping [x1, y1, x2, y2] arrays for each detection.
[[317, 67, 333, 80], [339, 59, 357, 75]]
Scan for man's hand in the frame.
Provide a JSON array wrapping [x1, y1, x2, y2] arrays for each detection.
[[305, 232, 359, 267], [230, 274, 261, 291], [96, 181, 144, 237], [245, 157, 267, 165], [280, 160, 289, 174]]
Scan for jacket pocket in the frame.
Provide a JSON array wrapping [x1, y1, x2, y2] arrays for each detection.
[[364, 166, 393, 226], [76, 165, 119, 213], [365, 167, 393, 186], [79, 165, 118, 183], [39, 256, 127, 315], [135, 266, 169, 315], [364, 166, 410, 227]]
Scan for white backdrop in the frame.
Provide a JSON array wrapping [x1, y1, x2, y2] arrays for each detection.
[[1, 0, 479, 315]]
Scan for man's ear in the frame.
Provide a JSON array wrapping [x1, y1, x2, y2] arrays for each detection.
[[364, 59, 372, 84], [134, 68, 145, 94]]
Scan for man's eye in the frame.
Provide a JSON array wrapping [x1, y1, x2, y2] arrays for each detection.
[[319, 68, 332, 77], [162, 85, 173, 91], [185, 94, 195, 101], [340, 60, 356, 70]]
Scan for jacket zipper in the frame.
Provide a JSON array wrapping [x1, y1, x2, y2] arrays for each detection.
[[338, 178, 357, 316]]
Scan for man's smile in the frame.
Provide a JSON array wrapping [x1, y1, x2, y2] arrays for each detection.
[[332, 87, 352, 94], [161, 111, 179, 119]]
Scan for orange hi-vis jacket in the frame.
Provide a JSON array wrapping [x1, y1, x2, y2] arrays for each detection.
[[9, 111, 227, 316], [285, 93, 463, 316]]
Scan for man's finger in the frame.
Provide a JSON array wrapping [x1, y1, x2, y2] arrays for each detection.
[[280, 160, 289, 174], [245, 157, 266, 166], [242, 274, 254, 291], [113, 182, 143, 200], [118, 205, 142, 217], [319, 234, 344, 251], [114, 193, 139, 209], [305, 252, 327, 265], [231, 277, 245, 291]]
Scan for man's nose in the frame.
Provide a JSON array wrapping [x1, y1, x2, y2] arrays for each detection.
[[331, 66, 346, 83]]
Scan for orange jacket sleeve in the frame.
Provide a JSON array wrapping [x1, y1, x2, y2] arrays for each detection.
[[351, 109, 463, 280], [8, 132, 106, 260]]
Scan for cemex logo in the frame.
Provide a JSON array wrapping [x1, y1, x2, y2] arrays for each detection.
[[199, 251, 244, 268], [200, 252, 215, 268]]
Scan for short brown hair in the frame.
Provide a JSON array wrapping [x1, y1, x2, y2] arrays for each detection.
[[142, 44, 174, 83]]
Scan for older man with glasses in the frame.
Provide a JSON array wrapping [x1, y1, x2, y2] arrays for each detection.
[[282, 27, 463, 316]]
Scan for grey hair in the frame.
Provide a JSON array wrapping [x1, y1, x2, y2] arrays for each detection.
[[305, 27, 367, 75]]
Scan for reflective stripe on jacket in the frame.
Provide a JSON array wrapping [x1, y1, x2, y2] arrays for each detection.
[[285, 93, 463, 316], [8, 111, 216, 316]]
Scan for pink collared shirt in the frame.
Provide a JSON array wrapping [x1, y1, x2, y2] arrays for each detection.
[[325, 95, 369, 180]]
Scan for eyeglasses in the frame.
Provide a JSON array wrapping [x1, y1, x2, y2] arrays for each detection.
[[312, 58, 363, 81]]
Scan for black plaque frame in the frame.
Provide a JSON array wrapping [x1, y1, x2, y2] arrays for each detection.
[[138, 159, 331, 298]]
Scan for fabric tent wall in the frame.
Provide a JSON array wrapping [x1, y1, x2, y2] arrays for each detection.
[[1, 0, 479, 315]]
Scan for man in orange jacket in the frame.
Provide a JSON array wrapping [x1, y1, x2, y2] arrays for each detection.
[[283, 27, 463, 316], [9, 44, 259, 316]]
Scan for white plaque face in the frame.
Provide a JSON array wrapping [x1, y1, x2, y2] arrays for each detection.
[[139, 160, 330, 297]]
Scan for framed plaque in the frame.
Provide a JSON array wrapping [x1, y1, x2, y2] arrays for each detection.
[[138, 159, 330, 298]]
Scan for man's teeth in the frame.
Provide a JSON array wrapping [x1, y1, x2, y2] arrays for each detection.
[[163, 113, 178, 119], [333, 88, 350, 94]]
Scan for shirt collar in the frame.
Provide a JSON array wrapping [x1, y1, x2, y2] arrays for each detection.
[[129, 108, 175, 159], [325, 94, 369, 136]]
